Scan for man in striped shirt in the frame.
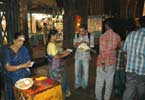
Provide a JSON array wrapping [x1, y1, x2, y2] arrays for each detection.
[[95, 18, 121, 100], [123, 16, 145, 100]]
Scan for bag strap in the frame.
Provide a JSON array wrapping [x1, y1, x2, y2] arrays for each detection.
[[77, 33, 91, 43]]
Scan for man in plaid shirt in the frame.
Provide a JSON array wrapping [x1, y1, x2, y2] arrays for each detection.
[[122, 16, 145, 100], [95, 18, 121, 100]]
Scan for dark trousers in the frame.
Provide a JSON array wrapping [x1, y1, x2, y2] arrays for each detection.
[[114, 69, 126, 96], [123, 72, 145, 100], [6, 78, 15, 100]]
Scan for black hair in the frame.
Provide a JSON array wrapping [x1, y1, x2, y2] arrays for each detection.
[[103, 18, 114, 29], [47, 29, 58, 42], [139, 16, 145, 27], [127, 18, 137, 33], [13, 32, 24, 40], [80, 23, 88, 30]]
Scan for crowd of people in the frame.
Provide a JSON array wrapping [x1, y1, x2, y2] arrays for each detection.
[[1, 16, 145, 100]]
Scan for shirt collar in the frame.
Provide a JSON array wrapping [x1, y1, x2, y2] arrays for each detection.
[[106, 29, 113, 33]]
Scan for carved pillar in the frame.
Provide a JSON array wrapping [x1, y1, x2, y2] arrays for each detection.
[[88, 0, 104, 15], [104, 0, 112, 15], [120, 0, 129, 18], [136, 0, 144, 18], [128, 0, 138, 17], [19, 0, 29, 46], [63, 0, 88, 48], [6, 0, 19, 43], [63, 0, 75, 48]]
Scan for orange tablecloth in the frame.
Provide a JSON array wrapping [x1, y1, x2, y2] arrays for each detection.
[[14, 77, 63, 100]]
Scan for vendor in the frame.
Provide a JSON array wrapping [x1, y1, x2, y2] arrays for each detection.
[[3, 32, 32, 100]]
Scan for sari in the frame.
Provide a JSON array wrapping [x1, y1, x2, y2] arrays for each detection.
[[4, 46, 31, 83], [3, 46, 31, 100], [47, 43, 64, 82], [47, 42, 69, 93]]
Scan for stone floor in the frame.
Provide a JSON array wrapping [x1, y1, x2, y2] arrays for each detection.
[[31, 52, 122, 100]]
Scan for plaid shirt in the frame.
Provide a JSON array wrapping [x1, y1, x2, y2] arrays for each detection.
[[123, 28, 145, 75], [97, 29, 121, 67], [116, 50, 127, 70]]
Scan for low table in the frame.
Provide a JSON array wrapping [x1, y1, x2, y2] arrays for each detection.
[[14, 77, 63, 100]]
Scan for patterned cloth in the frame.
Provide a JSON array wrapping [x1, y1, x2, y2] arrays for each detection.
[[123, 28, 145, 75], [114, 50, 126, 96], [47, 42, 64, 82], [4, 46, 31, 83], [47, 42, 69, 93], [116, 50, 126, 69], [97, 29, 121, 67]]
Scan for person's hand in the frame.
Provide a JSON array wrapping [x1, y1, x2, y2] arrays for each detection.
[[29, 61, 34, 67], [74, 42, 81, 47], [64, 50, 71, 56], [21, 61, 31, 68], [102, 61, 105, 72], [82, 41, 89, 46]]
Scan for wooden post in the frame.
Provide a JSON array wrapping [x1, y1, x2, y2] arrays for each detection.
[[63, 0, 88, 48], [136, 0, 144, 18], [18, 0, 29, 47], [6, 0, 19, 44], [120, 0, 129, 18], [127, 0, 138, 17]]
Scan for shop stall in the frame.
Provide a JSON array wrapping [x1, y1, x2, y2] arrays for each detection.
[[27, 13, 63, 59]]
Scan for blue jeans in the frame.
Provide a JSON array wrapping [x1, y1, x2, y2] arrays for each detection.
[[74, 59, 89, 89], [62, 70, 70, 92]]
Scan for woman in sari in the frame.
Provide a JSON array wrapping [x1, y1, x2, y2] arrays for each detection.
[[47, 29, 71, 99], [3, 32, 32, 100]]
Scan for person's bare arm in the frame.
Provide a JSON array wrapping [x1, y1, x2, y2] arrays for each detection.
[[53, 51, 71, 59], [6, 61, 31, 72]]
